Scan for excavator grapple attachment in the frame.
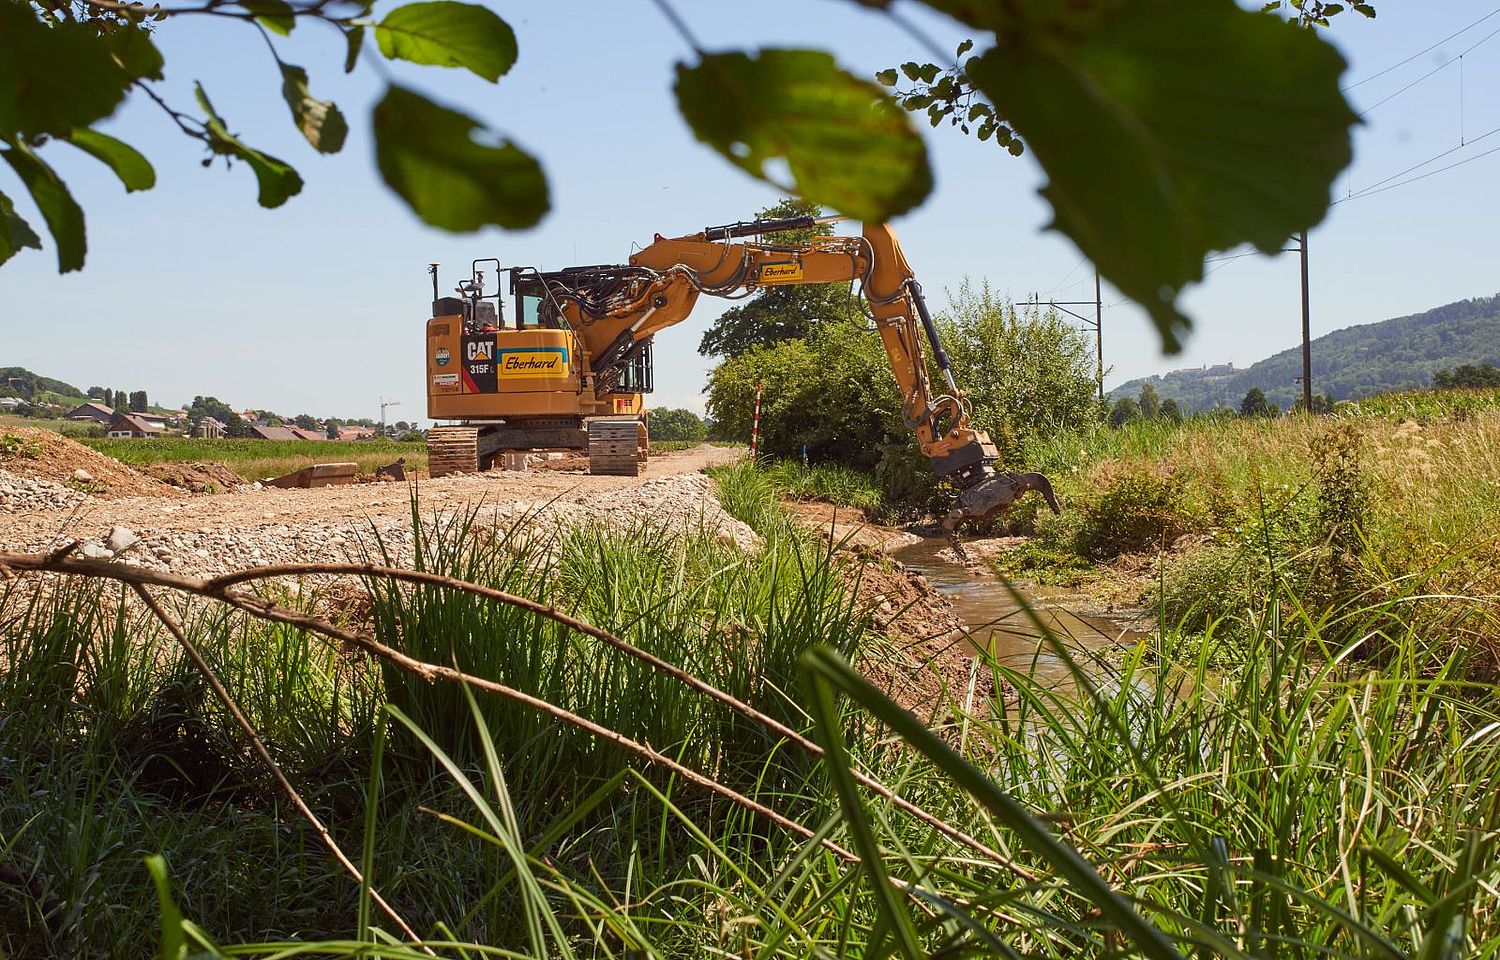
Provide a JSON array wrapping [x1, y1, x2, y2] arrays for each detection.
[[943, 470, 1060, 541]]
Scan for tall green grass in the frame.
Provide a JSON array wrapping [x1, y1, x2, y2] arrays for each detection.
[[5, 471, 1498, 957]]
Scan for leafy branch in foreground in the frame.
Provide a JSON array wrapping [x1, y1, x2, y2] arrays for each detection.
[[2, 0, 1363, 353]]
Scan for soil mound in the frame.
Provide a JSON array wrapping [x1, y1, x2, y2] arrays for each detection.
[[0, 426, 176, 498], [143, 461, 245, 493]]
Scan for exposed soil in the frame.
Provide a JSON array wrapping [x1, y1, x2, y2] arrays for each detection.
[[0, 425, 179, 498], [142, 461, 246, 494], [0, 430, 1001, 729]]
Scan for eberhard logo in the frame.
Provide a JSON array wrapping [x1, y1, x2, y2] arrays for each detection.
[[759, 261, 804, 284], [498, 348, 568, 378]]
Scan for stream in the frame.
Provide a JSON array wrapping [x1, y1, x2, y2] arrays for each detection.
[[890, 537, 1149, 689]]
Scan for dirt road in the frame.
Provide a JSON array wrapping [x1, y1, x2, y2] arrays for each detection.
[[0, 445, 746, 572]]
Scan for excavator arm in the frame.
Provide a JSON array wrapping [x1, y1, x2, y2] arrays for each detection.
[[529, 213, 1058, 534]]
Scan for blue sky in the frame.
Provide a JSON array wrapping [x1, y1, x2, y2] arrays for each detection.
[[2, 1, 1497, 421]]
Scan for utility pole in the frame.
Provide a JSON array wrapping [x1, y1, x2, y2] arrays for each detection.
[[1024, 272, 1105, 401], [1094, 271, 1104, 402], [1298, 231, 1312, 413]]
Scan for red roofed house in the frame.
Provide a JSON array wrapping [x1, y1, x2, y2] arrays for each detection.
[[338, 426, 377, 440], [105, 413, 163, 439], [289, 427, 325, 441], [248, 424, 301, 441]]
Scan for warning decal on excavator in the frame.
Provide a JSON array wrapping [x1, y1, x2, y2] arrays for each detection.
[[497, 348, 569, 379], [759, 262, 804, 284]]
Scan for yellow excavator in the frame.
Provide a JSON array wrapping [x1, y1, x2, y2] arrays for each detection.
[[424, 212, 1057, 533]]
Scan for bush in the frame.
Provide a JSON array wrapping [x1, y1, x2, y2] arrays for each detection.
[[1072, 461, 1199, 560]]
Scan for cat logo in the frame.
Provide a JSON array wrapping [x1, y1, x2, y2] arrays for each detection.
[[759, 262, 804, 284], [465, 341, 493, 361]]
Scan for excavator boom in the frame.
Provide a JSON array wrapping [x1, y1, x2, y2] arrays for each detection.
[[424, 213, 1058, 531]]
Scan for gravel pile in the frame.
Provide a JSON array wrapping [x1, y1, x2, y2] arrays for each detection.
[[4, 473, 759, 579], [0, 469, 89, 513]]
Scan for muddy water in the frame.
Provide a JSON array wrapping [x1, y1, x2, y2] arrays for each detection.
[[891, 537, 1148, 689]]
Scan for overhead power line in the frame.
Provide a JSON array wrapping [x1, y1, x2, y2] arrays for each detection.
[[1357, 21, 1500, 117], [1344, 5, 1500, 90], [1337, 139, 1500, 202]]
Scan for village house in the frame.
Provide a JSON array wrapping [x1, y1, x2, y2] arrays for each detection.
[[195, 416, 226, 439], [65, 401, 117, 425], [105, 413, 163, 439], [247, 424, 302, 441]]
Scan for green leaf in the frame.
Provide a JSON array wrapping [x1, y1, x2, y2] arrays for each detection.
[[0, 189, 43, 268], [802, 661, 924, 959], [800, 645, 1187, 960], [240, 0, 295, 35], [195, 83, 304, 208], [675, 49, 932, 222], [279, 64, 348, 154], [0, 4, 131, 138], [373, 85, 548, 231], [957, 39, 974, 57], [66, 129, 156, 192], [103, 24, 165, 81], [375, 1, 517, 82], [143, 855, 187, 960], [966, 0, 1356, 351], [2, 144, 87, 272], [875, 67, 899, 86], [344, 25, 365, 73]]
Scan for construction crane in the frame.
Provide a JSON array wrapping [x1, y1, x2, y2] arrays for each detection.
[[379, 398, 400, 437], [423, 213, 1057, 534]]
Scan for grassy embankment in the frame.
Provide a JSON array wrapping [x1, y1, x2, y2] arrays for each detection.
[[79, 436, 427, 481], [999, 388, 1500, 672], [1, 462, 1497, 956]]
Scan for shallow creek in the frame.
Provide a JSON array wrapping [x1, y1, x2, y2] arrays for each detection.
[[890, 537, 1149, 690]]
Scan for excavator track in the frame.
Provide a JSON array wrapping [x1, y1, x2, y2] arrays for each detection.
[[426, 426, 481, 477], [588, 420, 647, 476]]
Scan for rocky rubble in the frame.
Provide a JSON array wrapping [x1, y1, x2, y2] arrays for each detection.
[[0, 468, 89, 513], [2, 473, 759, 578]]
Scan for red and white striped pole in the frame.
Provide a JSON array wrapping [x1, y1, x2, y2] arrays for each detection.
[[750, 383, 763, 460]]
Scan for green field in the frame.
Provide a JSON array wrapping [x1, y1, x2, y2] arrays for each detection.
[[79, 436, 427, 481]]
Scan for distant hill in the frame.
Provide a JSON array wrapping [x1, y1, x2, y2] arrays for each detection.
[[0, 366, 86, 400], [1114, 294, 1500, 412]]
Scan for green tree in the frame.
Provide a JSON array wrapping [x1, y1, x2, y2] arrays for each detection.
[[100, 388, 112, 409], [1138, 382, 1162, 420], [112, 388, 127, 413], [187, 395, 248, 436], [647, 408, 707, 443], [86, 386, 104, 400], [325, 418, 342, 440], [1434, 363, 1500, 389], [940, 282, 1101, 462], [292, 413, 319, 430], [1240, 388, 1277, 417], [697, 198, 858, 359], [1159, 398, 1184, 424], [0, 0, 1361, 355], [128, 389, 147, 412], [1110, 397, 1141, 428]]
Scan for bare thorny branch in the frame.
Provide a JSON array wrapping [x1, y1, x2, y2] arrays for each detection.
[[0, 546, 1033, 936]]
